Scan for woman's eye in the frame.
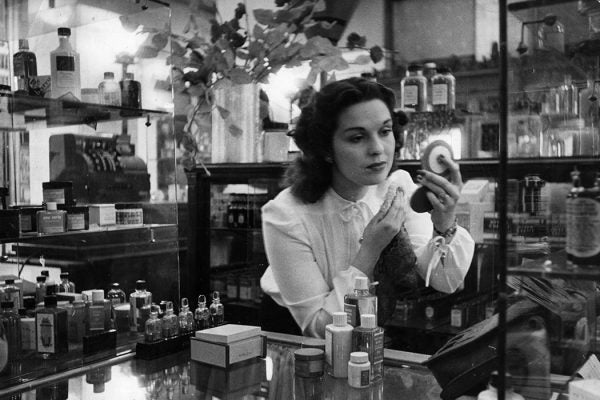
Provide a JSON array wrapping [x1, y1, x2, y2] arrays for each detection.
[[380, 128, 393, 136], [349, 135, 363, 143]]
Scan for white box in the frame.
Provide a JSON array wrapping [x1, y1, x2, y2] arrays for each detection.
[[89, 204, 116, 226], [455, 202, 492, 244], [459, 179, 489, 203], [195, 324, 261, 343], [190, 334, 266, 368], [569, 379, 600, 400]]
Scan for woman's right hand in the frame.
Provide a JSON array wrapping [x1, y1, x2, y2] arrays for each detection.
[[361, 186, 407, 255]]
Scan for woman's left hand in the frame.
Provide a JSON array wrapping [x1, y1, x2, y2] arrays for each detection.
[[417, 154, 463, 233]]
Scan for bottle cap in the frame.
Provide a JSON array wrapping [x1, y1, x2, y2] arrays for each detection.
[[1, 301, 14, 309], [36, 276, 46, 283], [125, 72, 135, 80], [4, 279, 14, 285], [360, 314, 376, 329], [18, 39, 29, 50], [60, 272, 69, 279], [46, 202, 57, 211], [407, 63, 423, 71], [23, 296, 36, 309], [489, 370, 514, 389], [424, 61, 437, 70], [350, 351, 369, 363], [333, 312, 347, 327], [212, 291, 220, 301], [198, 294, 206, 305], [181, 298, 189, 308], [103, 72, 114, 79], [354, 276, 369, 290], [111, 282, 120, 289], [92, 290, 104, 302], [44, 295, 58, 307], [135, 280, 147, 290], [93, 382, 105, 393], [58, 27, 71, 36], [294, 348, 324, 361], [41, 270, 49, 277]]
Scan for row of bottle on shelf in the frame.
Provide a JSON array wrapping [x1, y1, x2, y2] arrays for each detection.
[[0, 271, 227, 374], [8, 28, 141, 107], [211, 192, 271, 229], [400, 62, 456, 113]]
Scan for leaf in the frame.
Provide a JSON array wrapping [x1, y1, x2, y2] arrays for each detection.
[[315, 55, 349, 72], [228, 123, 243, 137], [152, 32, 169, 50], [265, 29, 285, 47], [187, 35, 207, 49], [300, 36, 337, 58], [171, 40, 187, 57], [248, 40, 265, 59], [136, 45, 159, 58], [217, 105, 230, 120], [253, 25, 265, 40], [313, 0, 327, 13], [370, 46, 384, 64], [353, 54, 372, 65], [229, 68, 253, 84], [254, 9, 274, 25]]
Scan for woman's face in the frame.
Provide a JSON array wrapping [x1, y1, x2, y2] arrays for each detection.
[[330, 99, 395, 200]]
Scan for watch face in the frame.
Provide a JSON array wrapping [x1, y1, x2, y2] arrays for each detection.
[[422, 140, 453, 175]]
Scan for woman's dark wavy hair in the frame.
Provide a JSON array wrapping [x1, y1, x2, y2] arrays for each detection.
[[285, 77, 407, 203]]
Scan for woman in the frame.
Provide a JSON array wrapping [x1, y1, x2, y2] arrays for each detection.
[[260, 77, 474, 338]]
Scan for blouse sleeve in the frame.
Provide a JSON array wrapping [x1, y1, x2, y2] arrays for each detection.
[[261, 195, 365, 338], [394, 170, 475, 293]]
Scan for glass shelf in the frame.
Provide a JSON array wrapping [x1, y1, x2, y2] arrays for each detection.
[[508, 250, 600, 279], [1, 92, 168, 127]]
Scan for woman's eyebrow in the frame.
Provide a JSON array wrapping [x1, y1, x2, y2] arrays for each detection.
[[341, 118, 393, 134]]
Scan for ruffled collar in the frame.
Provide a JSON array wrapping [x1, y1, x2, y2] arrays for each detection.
[[325, 186, 381, 222]]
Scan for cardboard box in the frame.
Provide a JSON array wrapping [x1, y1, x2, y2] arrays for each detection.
[[89, 204, 116, 226], [195, 324, 262, 343], [569, 379, 600, 400], [190, 334, 266, 368], [455, 202, 492, 243]]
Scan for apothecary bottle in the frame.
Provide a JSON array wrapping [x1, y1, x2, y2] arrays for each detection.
[[120, 72, 141, 108], [130, 280, 152, 332], [161, 301, 178, 338], [98, 72, 121, 106], [537, 16, 565, 53], [35, 295, 68, 357], [13, 39, 37, 95], [432, 66, 456, 112], [209, 291, 224, 327], [343, 276, 377, 327], [50, 27, 81, 100], [0, 301, 22, 367], [194, 295, 210, 330], [57, 272, 75, 293], [2, 279, 22, 311], [566, 170, 600, 267], [107, 283, 126, 305], [401, 64, 428, 112], [144, 306, 162, 343], [178, 297, 194, 334]]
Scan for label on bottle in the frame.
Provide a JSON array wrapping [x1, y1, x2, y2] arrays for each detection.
[[88, 305, 104, 331], [451, 307, 463, 327], [38, 212, 66, 234], [37, 313, 56, 353], [21, 317, 36, 350], [55, 56, 76, 88], [403, 84, 419, 106], [20, 214, 32, 232], [568, 198, 600, 258], [432, 83, 448, 105], [344, 302, 357, 327], [67, 213, 85, 230]]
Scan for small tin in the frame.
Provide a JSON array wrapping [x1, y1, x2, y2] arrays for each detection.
[[42, 181, 73, 205], [58, 205, 89, 231], [294, 348, 324, 378], [115, 203, 144, 226]]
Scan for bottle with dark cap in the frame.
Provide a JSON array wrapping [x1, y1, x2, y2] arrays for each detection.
[[35, 295, 68, 357], [0, 301, 22, 369], [13, 39, 37, 95], [129, 280, 152, 333], [50, 27, 81, 100]]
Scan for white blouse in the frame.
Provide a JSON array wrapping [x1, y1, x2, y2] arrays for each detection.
[[260, 169, 475, 338]]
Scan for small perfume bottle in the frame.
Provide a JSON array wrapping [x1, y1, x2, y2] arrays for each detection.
[[2, 279, 22, 311], [35, 276, 47, 305], [107, 282, 126, 305], [161, 301, 178, 338], [194, 295, 210, 330], [37, 202, 67, 234], [144, 305, 162, 343], [209, 291, 224, 327], [129, 280, 152, 333], [57, 272, 75, 293], [35, 295, 68, 357], [85, 289, 106, 335], [178, 298, 194, 334]]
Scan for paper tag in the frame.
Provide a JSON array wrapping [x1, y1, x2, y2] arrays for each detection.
[[578, 354, 600, 380]]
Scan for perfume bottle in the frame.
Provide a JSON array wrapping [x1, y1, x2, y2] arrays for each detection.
[[120, 72, 141, 108], [68, 299, 85, 343], [344, 276, 377, 327], [194, 295, 210, 330], [161, 301, 178, 338], [144, 305, 162, 343], [209, 291, 224, 327], [107, 282, 126, 305], [13, 39, 37, 95], [351, 314, 384, 383], [35, 295, 68, 357], [85, 290, 106, 335], [130, 280, 152, 333], [36, 202, 67, 234], [35, 276, 47, 305], [57, 272, 75, 293], [2, 279, 22, 311], [1, 301, 22, 366], [50, 27, 81, 100], [178, 298, 194, 334]]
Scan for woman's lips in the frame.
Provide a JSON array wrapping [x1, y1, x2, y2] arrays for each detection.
[[366, 161, 387, 171]]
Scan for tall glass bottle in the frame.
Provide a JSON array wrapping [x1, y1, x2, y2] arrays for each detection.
[[209, 291, 224, 327], [178, 298, 194, 334], [35, 276, 47, 305], [129, 280, 152, 333], [344, 276, 377, 327], [567, 170, 600, 267], [50, 27, 81, 100], [401, 64, 428, 112], [558, 74, 578, 117], [0, 301, 22, 367], [194, 295, 210, 330], [13, 39, 37, 95], [120, 72, 141, 108]]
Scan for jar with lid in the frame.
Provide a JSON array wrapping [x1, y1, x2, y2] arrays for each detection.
[[401, 64, 428, 112], [423, 62, 437, 111], [537, 16, 565, 53], [431, 66, 456, 112], [347, 351, 370, 388], [294, 348, 324, 400]]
